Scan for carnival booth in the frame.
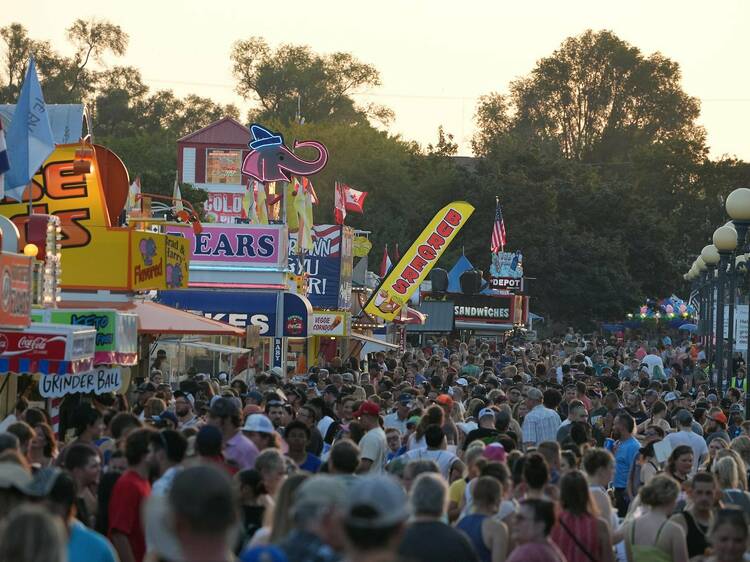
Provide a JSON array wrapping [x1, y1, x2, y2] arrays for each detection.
[[156, 121, 348, 375], [0, 140, 203, 413]]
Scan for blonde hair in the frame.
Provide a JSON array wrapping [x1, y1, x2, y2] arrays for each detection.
[[715, 449, 747, 491], [269, 473, 309, 543], [713, 456, 742, 490], [730, 435, 750, 466], [639, 474, 680, 507], [0, 505, 66, 562]]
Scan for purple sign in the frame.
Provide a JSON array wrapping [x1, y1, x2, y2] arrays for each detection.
[[166, 225, 286, 266]]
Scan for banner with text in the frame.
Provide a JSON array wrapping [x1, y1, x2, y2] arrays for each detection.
[[363, 202, 474, 321], [39, 366, 122, 398]]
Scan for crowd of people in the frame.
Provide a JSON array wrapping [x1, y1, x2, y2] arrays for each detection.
[[0, 332, 749, 562]]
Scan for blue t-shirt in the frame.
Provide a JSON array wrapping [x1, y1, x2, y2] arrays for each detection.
[[68, 520, 117, 562], [300, 453, 322, 473], [613, 436, 640, 488]]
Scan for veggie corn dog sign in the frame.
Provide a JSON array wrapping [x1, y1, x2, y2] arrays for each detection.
[[364, 201, 474, 321]]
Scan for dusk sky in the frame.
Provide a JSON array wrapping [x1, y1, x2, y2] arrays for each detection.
[[8, 0, 750, 158]]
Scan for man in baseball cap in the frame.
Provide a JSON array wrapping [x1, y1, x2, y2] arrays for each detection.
[[384, 393, 413, 435], [207, 397, 258, 471], [353, 401, 387, 474], [463, 407, 500, 451], [278, 476, 348, 560], [342, 475, 408, 559]]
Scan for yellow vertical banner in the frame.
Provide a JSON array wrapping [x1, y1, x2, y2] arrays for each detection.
[[130, 231, 166, 290], [363, 201, 474, 321]]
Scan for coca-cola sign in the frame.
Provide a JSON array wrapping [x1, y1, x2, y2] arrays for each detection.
[[0, 332, 67, 360]]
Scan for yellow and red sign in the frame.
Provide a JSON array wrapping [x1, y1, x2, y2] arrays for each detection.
[[0, 145, 189, 291], [364, 201, 474, 321]]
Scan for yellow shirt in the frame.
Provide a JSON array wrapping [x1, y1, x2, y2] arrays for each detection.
[[449, 477, 467, 505]]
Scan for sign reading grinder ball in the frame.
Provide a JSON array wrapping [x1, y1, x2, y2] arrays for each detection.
[[39, 366, 122, 398], [0, 253, 33, 329]]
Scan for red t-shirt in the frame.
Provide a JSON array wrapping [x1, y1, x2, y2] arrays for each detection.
[[108, 469, 150, 562]]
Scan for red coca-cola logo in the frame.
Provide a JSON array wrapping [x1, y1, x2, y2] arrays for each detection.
[[17, 336, 50, 352], [0, 334, 8, 353], [286, 315, 304, 336]]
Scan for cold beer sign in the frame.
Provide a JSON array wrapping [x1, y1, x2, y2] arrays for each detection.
[[364, 201, 474, 321]]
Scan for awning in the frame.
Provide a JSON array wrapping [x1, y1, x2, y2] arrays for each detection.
[[350, 332, 400, 351], [159, 340, 251, 354], [58, 300, 245, 337], [407, 301, 454, 333]]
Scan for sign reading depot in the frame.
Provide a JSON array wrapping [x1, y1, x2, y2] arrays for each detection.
[[364, 202, 474, 321], [39, 366, 122, 398], [0, 145, 189, 291]]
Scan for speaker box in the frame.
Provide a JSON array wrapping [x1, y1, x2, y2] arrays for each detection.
[[431, 268, 449, 293], [460, 269, 483, 294]]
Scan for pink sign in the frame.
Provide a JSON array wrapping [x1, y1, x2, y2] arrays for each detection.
[[166, 224, 285, 266], [204, 192, 245, 224]]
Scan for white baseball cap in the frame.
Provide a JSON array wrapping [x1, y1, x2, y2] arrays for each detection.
[[242, 414, 275, 434]]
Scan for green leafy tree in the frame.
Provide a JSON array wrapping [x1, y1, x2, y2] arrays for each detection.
[[230, 37, 391, 125], [508, 30, 705, 162]]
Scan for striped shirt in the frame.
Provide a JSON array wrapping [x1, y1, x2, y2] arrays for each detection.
[[522, 405, 561, 446]]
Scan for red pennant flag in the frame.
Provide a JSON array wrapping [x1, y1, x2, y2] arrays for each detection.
[[334, 182, 346, 225]]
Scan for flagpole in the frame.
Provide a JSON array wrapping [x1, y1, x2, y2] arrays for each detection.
[[496, 195, 503, 253]]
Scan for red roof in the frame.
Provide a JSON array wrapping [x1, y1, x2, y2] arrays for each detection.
[[178, 117, 250, 145]]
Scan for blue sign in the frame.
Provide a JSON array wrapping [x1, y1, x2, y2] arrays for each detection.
[[272, 338, 283, 368], [156, 290, 312, 337], [288, 225, 353, 310]]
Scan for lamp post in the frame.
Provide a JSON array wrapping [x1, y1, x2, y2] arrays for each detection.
[[726, 187, 750, 418], [701, 245, 721, 390], [696, 256, 709, 352], [713, 227, 738, 395]]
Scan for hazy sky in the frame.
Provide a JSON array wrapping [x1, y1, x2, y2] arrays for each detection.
[[7, 0, 750, 158]]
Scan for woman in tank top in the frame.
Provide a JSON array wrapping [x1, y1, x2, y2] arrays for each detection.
[[550, 470, 614, 562], [622, 475, 688, 562]]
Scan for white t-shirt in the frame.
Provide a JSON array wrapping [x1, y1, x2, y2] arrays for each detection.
[[400, 448, 459, 479], [665, 429, 708, 474], [641, 354, 664, 377], [359, 427, 387, 473]]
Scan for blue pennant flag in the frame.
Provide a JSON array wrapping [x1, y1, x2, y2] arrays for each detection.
[[4, 57, 55, 202]]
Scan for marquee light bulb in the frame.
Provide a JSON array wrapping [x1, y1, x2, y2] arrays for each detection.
[[23, 243, 39, 257]]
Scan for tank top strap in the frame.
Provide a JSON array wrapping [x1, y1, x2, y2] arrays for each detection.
[[654, 519, 669, 542]]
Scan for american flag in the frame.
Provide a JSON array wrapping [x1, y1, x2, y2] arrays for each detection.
[[491, 199, 506, 253]]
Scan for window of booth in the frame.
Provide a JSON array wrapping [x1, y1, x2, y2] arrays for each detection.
[[206, 149, 242, 184]]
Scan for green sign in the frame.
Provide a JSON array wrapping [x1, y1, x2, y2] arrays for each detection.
[[32, 308, 138, 365]]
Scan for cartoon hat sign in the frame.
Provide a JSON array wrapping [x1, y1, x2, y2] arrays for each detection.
[[242, 124, 328, 183]]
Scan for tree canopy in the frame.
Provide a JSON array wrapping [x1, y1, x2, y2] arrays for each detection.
[[230, 37, 391, 126], [1, 24, 747, 327]]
